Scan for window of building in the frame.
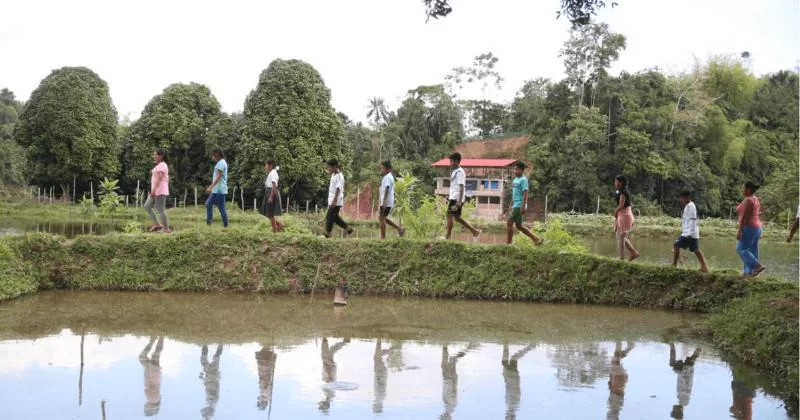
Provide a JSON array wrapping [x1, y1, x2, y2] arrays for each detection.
[[489, 196, 501, 205], [442, 179, 450, 188], [481, 180, 489, 189], [490, 180, 499, 190], [465, 180, 478, 191], [478, 196, 489, 204]]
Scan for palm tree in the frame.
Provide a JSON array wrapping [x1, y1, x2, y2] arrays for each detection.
[[366, 97, 391, 160]]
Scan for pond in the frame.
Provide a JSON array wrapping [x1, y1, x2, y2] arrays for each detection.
[[0, 292, 792, 419]]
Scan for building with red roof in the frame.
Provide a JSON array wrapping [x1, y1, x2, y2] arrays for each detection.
[[432, 158, 519, 221]]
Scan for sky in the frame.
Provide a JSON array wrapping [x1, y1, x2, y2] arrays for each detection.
[[1, 0, 797, 124]]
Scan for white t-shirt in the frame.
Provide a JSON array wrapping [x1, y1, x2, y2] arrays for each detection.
[[328, 172, 345, 207], [449, 167, 466, 201], [380, 173, 395, 208], [265, 169, 279, 189], [681, 201, 699, 238]]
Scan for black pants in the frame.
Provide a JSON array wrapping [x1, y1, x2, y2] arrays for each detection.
[[326, 206, 349, 234]]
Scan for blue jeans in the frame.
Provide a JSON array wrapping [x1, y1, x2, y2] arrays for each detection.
[[206, 193, 228, 227], [736, 226, 762, 274]]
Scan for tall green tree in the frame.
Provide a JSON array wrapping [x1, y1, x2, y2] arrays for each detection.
[[0, 88, 26, 186], [237, 59, 351, 203], [14, 67, 119, 197], [424, 0, 617, 26], [392, 84, 462, 158], [559, 22, 626, 107], [124, 83, 230, 194]]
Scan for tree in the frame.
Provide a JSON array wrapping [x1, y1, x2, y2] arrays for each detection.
[[14, 67, 119, 197], [559, 22, 626, 107], [124, 83, 230, 194], [237, 59, 351, 204], [423, 0, 617, 26], [445, 52, 505, 137], [506, 78, 552, 134], [0, 88, 26, 186], [393, 85, 462, 158], [366, 97, 393, 161]]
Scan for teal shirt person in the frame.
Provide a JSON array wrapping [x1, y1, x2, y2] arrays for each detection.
[[212, 159, 228, 195], [511, 176, 528, 209]]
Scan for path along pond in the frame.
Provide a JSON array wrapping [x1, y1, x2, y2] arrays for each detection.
[[1, 220, 798, 280], [0, 292, 792, 419]]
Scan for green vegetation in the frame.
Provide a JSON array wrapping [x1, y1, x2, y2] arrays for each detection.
[[14, 67, 120, 198]]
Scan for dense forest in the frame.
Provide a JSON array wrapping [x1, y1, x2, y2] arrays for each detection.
[[0, 21, 797, 219]]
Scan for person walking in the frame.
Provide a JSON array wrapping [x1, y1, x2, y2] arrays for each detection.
[[506, 161, 542, 245], [736, 181, 766, 276], [261, 159, 284, 233], [321, 159, 353, 238], [205, 149, 229, 228], [378, 160, 405, 239], [444, 152, 481, 242], [613, 175, 640, 261], [672, 191, 709, 272], [144, 148, 171, 233]]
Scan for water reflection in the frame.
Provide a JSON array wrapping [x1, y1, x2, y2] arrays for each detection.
[[256, 346, 277, 411], [606, 341, 634, 420], [0, 293, 793, 419], [138, 336, 164, 417], [319, 337, 351, 413], [200, 344, 223, 419], [502, 342, 536, 420], [669, 343, 701, 419]]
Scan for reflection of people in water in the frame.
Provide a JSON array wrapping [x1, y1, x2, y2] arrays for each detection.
[[730, 380, 755, 420], [373, 339, 390, 414], [139, 336, 164, 417], [440, 343, 478, 420], [606, 341, 634, 420], [200, 344, 223, 419], [668, 343, 701, 419], [502, 343, 536, 420], [319, 337, 350, 413], [255, 346, 278, 411]]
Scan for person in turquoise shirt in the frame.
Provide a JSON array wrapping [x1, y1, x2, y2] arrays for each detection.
[[506, 161, 542, 245], [205, 149, 229, 227]]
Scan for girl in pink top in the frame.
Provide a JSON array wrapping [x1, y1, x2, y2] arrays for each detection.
[[144, 149, 171, 232], [735, 181, 765, 276]]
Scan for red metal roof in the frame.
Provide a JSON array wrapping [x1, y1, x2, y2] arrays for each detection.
[[431, 158, 517, 168]]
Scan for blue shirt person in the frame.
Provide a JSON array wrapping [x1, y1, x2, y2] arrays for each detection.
[[205, 150, 229, 227]]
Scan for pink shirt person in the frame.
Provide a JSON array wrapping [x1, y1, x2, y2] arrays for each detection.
[[151, 162, 169, 196]]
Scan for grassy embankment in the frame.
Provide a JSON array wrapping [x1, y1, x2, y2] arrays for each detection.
[[0, 201, 793, 241], [0, 228, 797, 411]]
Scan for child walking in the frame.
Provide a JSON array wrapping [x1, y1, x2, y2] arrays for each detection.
[[322, 159, 353, 238], [672, 191, 709, 272], [378, 160, 405, 239], [506, 161, 542, 245]]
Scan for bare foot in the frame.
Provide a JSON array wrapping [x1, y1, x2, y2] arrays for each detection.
[[628, 253, 640, 262], [148, 225, 163, 232], [534, 237, 544, 246], [699, 267, 709, 273]]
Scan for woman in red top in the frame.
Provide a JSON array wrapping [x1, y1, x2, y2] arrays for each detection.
[[735, 181, 766, 276]]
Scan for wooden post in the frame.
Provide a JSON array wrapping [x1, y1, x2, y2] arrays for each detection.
[[231, 186, 237, 205], [306, 200, 309, 213], [286, 195, 290, 213], [253, 198, 257, 212], [356, 188, 360, 219], [73, 176, 77, 203], [315, 204, 318, 213], [194, 188, 198, 207], [596, 195, 600, 215], [38, 187, 41, 203], [544, 194, 548, 223], [174, 197, 177, 208], [183, 189, 188, 208], [125, 195, 129, 207], [49, 187, 53, 205], [135, 180, 140, 208], [240, 188, 244, 211]]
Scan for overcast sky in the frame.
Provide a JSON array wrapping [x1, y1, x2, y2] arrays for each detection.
[[2, 0, 797, 124]]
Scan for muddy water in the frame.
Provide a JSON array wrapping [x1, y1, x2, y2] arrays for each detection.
[[0, 292, 792, 419]]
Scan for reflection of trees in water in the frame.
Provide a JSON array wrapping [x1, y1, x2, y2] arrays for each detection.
[[200, 344, 223, 420], [387, 340, 407, 372], [548, 343, 610, 389]]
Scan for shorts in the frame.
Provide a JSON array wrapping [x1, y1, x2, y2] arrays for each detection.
[[379, 206, 392, 217], [674, 236, 699, 252], [447, 199, 462, 217], [508, 207, 523, 224]]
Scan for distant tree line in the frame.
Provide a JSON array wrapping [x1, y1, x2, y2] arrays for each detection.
[[1, 21, 797, 219]]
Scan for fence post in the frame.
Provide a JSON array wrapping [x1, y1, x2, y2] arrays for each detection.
[[174, 197, 177, 208], [240, 188, 244, 211], [356, 188, 360, 219], [194, 188, 198, 207], [306, 200, 309, 213], [125, 195, 129, 207], [135, 180, 140, 209], [544, 194, 548, 223], [596, 195, 600, 215], [73, 176, 76, 204]]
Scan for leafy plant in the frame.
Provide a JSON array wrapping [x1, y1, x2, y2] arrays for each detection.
[[513, 216, 588, 253], [79, 195, 96, 215], [98, 178, 122, 216], [122, 221, 143, 233]]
